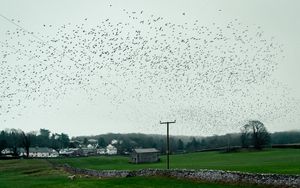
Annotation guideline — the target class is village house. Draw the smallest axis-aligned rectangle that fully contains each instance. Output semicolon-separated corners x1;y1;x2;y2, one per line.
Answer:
1;148;13;155
82;147;97;156
19;147;59;158
88;139;98;144
59;148;83;157
106;144;117;155
97;148;106;155
130;148;160;163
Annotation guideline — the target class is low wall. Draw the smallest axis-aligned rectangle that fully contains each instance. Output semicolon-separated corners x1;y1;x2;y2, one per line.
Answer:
59;164;300;188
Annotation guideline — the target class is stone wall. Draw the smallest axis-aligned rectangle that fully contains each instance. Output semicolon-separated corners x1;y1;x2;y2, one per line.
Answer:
59;164;300;188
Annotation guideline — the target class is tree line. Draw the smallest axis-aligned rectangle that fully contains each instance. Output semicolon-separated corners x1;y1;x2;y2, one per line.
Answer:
0;128;70;157
1;121;300;157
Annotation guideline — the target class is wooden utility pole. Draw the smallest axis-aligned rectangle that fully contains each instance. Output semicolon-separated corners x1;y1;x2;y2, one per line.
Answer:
160;120;176;169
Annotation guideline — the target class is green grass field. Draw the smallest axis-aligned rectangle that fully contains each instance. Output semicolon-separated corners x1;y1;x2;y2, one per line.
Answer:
0;159;267;188
51;149;300;174
1;149;299;187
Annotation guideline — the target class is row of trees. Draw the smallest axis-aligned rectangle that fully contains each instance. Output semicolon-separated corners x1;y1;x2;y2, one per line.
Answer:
76;120;267;154
77;121;293;153
0;129;70;157
1;121;299;156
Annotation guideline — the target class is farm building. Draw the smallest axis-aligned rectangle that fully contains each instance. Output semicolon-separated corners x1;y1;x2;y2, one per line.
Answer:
19;147;59;158
82;148;97;156
97;148;106;155
59;148;83;157
130;148;160;164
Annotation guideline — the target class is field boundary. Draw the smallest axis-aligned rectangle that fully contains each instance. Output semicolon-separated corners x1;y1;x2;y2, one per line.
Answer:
55;163;300;188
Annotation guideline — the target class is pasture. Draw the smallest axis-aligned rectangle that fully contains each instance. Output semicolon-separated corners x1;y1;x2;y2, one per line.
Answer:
51;149;300;174
0;159;268;188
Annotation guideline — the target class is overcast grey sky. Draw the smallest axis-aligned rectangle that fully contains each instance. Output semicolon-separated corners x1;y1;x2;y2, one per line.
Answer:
0;0;299;136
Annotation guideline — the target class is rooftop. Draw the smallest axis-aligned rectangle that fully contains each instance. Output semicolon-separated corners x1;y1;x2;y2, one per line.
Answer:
133;148;160;154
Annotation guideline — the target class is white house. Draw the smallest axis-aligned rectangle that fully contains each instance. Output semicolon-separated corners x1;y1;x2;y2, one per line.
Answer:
106;144;117;155
97;148;106;155
111;139;118;145
1;148;12;155
87;144;93;149
59;148;83;156
19;147;59;158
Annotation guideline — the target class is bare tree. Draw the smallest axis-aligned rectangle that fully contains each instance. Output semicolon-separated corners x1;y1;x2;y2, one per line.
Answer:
241;127;251;148
241;120;270;149
21;131;31;158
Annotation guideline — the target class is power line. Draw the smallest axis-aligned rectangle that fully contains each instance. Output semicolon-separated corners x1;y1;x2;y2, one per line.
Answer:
0;14;45;43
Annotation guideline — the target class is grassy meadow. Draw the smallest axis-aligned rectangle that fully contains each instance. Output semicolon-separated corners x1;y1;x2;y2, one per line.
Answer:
1;149;299;187
51;149;300;174
0;159;269;188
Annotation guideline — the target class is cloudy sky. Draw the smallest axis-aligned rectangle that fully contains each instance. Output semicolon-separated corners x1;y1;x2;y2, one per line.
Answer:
0;0;299;136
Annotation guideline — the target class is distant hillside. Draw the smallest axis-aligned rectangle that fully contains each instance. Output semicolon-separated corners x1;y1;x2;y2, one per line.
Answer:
72;130;300;153
1;128;300;156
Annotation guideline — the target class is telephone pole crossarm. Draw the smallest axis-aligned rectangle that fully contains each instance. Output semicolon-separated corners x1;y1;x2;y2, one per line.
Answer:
159;120;176;124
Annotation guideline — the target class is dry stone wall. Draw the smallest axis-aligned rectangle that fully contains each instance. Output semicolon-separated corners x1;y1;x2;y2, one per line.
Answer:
59;164;300;188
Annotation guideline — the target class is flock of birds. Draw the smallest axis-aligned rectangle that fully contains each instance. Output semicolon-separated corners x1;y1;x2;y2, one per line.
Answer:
0;6;298;135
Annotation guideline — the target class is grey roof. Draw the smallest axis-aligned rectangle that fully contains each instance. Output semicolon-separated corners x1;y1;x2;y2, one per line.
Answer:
18;147;57;153
133;148;159;153
29;147;56;153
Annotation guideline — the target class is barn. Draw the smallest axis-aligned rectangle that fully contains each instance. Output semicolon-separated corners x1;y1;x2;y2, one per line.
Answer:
130;148;160;164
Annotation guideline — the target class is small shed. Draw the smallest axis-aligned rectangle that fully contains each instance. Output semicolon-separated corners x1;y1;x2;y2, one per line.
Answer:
130;148;160;164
